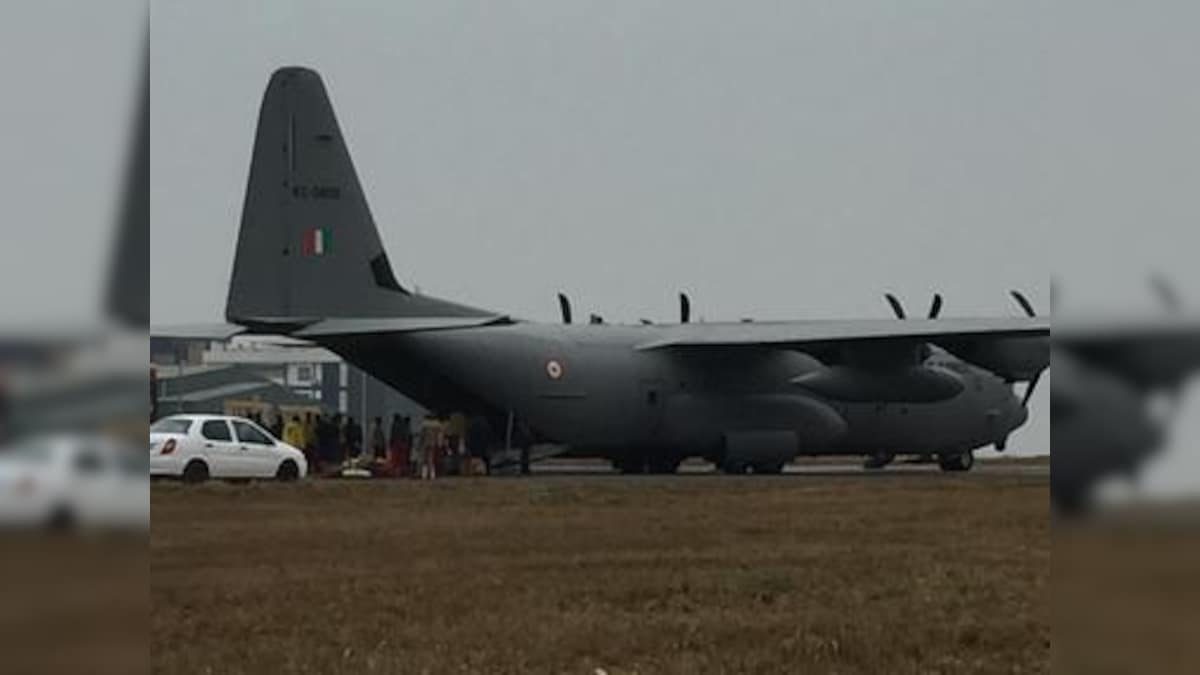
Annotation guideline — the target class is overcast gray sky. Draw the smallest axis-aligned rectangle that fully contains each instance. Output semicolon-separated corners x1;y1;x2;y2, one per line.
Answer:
147;1;1200;464
0;2;141;323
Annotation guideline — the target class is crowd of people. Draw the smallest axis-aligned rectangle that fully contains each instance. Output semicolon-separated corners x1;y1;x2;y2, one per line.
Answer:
255;409;491;480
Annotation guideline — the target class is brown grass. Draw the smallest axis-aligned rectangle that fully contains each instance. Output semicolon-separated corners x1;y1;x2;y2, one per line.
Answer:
1054;510;1200;675
152;474;1048;674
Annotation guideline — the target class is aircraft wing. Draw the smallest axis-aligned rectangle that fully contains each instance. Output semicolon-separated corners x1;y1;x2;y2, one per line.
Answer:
636;316;1049;351
1053;317;1200;347
1052;317;1200;390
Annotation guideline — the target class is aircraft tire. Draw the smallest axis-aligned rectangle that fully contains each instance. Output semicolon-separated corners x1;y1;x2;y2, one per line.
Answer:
938;450;974;473
751;461;784;475
721;460;749;475
863;451;894;470
647;457;680;474
1051;483;1090;516
616;457;646;474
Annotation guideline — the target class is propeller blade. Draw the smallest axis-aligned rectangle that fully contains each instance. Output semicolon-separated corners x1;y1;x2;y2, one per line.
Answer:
679;292;691;324
1151;274;1181;313
589;313;604;325
1022;370;1043;407
884;293;907;320
639;318;653;325
557;292;572;325
1009;290;1036;318
927;293;943;319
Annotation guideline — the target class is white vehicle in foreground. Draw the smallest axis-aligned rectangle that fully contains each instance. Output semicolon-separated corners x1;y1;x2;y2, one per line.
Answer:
150;414;307;483
0;435;150;530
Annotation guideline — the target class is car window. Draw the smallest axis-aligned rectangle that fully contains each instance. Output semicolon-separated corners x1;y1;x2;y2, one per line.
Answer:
201;420;233;442
150;418;193;434
233;421;274;445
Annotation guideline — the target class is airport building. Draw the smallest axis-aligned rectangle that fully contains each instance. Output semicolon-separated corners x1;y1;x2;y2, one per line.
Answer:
150;336;423;423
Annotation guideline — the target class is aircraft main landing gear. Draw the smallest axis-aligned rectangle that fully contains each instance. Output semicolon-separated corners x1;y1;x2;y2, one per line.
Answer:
938;449;975;472
647;457;681;474
615;455;681;474
863;451;895;470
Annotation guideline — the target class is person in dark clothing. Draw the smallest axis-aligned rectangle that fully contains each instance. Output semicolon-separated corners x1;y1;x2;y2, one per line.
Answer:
385;413;407;477
387;414;410;476
370;416;386;459
330;413;344;462
316;414;337;468
466;416;493;475
345;416;363;459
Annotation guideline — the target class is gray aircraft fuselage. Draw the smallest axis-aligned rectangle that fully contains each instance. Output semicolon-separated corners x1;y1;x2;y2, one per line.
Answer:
321;320;1028;467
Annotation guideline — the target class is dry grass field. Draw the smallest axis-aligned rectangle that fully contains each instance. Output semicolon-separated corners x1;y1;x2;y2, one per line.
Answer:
152;472;1048;674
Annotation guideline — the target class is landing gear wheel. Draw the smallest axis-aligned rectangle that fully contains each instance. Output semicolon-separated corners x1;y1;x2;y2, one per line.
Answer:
647;457;681;474
721;460;749;475
938;450;975;473
863;452;895;470
751;461;784;475
182;460;210;484
1052;483;1090;516
616;457;646;474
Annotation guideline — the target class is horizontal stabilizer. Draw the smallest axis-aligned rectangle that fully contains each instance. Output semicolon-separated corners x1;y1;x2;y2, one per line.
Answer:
150;323;247;341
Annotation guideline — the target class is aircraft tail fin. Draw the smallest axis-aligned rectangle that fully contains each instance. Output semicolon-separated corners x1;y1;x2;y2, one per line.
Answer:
107;42;148;328
226;67;488;325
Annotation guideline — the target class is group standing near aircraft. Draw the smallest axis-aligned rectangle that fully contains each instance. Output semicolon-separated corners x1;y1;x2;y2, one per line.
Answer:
157;67;1051;478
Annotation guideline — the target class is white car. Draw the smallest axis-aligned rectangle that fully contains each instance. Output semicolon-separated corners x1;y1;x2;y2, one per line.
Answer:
0;434;150;530
149;414;308;482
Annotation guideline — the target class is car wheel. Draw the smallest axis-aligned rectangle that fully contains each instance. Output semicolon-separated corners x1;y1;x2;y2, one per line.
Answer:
182;459;210;484
276;459;300;482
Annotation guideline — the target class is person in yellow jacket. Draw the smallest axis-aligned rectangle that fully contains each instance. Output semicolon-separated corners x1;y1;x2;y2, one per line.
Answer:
283;415;306;449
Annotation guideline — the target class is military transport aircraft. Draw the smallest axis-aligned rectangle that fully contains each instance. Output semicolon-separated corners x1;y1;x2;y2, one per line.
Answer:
156;67;1050;475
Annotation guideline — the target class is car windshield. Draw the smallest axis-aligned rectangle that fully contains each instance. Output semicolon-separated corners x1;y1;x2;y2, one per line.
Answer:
151;418;193;434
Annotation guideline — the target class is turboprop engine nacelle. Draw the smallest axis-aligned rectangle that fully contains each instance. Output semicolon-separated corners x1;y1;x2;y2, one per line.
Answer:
790;365;964;403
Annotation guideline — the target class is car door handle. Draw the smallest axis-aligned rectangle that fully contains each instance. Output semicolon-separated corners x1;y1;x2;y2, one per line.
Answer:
205;443;214;448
